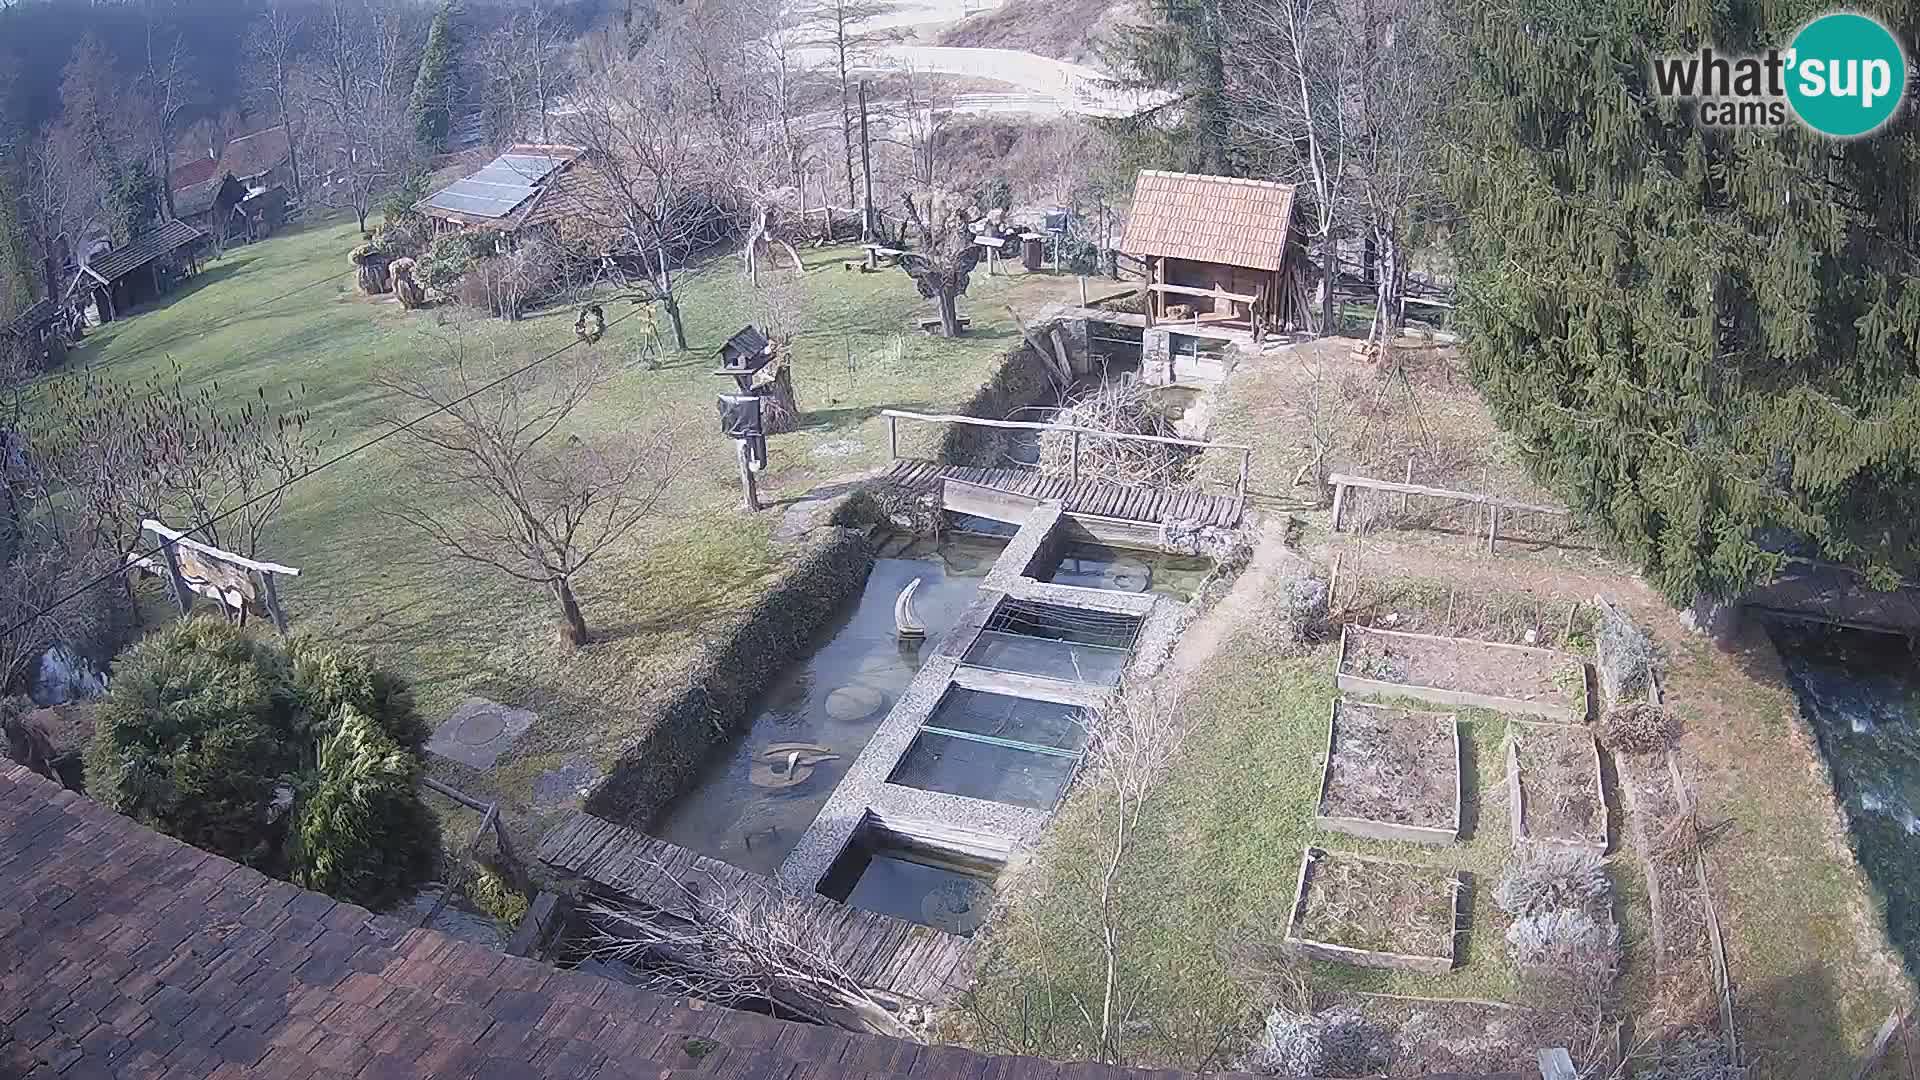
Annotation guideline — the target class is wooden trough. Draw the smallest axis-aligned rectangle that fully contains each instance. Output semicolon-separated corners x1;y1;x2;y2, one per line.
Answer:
1284;847;1461;975
1507;720;1609;852
1314;699;1461;846
1335;624;1589;722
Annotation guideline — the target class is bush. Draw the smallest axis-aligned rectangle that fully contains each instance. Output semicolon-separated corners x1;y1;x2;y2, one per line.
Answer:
286;706;438;907
1492;846;1610;918
86;618;434;904
419;231;496;292
1600;701;1678;755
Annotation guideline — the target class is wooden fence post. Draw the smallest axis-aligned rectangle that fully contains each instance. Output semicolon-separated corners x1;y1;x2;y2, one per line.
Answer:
737;440;761;512
260;572;290;636
1238;448;1251;501
1069;431;1081;488
887;414;899;460
1330;482;1348;532
1402;455;1413;514
1487;505;1500;554
158;539;193;615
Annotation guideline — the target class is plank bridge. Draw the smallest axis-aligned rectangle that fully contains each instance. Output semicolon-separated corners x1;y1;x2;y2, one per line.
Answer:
881;409;1250;530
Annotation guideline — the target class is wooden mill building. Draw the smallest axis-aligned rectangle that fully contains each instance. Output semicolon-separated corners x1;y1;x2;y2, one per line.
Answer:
1118;170;1311;338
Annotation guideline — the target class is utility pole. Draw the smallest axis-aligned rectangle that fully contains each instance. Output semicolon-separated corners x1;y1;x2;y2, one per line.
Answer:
858;79;875;242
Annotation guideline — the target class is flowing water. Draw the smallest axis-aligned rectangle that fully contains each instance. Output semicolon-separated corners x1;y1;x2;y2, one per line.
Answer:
649;532;1007;876
1044;541;1213;601
1766;619;1920;973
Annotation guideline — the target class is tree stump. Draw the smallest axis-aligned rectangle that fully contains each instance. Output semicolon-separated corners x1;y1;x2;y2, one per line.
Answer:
753;361;800;435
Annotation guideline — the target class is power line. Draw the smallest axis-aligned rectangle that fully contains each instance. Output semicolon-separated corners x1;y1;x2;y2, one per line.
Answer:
1;301;651;644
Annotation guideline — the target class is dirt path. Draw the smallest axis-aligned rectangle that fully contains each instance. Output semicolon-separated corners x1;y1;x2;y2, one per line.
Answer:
1165;514;1309;679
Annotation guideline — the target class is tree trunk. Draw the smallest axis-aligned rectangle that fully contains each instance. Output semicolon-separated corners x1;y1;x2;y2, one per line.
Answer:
1321;230;1338;338
664;295;688;351
937;291;961;338
756;364;799;434
1373;231;1403;345
552;578;589;646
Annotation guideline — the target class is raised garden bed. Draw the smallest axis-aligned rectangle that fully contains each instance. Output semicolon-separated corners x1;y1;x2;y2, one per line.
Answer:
1337;625;1589;722
1315;699;1461;845
1506;720;1608;851
1284;847;1462;975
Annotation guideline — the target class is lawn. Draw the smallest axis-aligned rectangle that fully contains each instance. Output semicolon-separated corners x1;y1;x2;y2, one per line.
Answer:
62;214;1084;860
952;613;1630;1072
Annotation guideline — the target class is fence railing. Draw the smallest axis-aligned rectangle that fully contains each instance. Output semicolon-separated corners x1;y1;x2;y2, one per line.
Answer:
882;408;1253;500
1325;471;1569;553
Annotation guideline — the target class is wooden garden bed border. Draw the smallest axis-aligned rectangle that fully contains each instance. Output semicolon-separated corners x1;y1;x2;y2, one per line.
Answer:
1314;698;1462;846
1283;846;1461;976
1506;718;1609;852
1335;624;1589;722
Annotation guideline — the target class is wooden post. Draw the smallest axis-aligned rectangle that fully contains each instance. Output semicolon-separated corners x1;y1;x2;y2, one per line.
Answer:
1330;482;1347;532
858;80;875;240
260;572;290;636
736;439;761;512
1069;431;1081;488
1078;275;1088;306
158;539;193;615
1401;454;1413;514
1238;448;1251;500
1538;1049;1577;1080
887;414;899;460
1488;504;1500;554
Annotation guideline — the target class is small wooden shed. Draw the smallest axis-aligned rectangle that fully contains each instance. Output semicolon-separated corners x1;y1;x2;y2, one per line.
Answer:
1118;170;1311;336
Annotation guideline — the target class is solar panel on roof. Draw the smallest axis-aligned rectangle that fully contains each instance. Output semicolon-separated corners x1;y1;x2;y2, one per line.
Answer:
420;149;571;222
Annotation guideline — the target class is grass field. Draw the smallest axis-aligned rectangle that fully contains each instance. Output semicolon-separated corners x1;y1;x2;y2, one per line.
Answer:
65;214;1084;856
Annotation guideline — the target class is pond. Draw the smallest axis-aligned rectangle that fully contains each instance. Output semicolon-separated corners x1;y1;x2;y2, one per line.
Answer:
1767;618;1920;976
818;833;1001;936
1042;541;1213;602
648;532;1007;876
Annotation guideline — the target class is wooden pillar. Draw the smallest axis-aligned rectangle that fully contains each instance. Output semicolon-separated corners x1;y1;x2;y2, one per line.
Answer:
736;439;761;512
158;539;192;615
887;414;899;460
1330;483;1347;532
261;572;290;636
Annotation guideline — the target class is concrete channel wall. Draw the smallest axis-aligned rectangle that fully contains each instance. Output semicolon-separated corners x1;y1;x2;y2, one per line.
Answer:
776;501;1182;892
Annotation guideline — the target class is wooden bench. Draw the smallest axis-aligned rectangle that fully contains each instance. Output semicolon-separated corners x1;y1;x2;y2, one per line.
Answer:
915;316;972;333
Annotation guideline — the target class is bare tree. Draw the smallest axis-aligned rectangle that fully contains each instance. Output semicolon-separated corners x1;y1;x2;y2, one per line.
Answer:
559;29;728;351
1226;0;1348;335
21;128;103;302
376;337;682;647
305;0;418;234
136;18;199;221
796;0;903;232
897;189;981;338
247;0;309;195
880;60;956;191
482;0;568;144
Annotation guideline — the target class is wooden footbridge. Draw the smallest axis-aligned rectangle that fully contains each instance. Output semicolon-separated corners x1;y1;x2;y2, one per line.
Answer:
881;409;1250;530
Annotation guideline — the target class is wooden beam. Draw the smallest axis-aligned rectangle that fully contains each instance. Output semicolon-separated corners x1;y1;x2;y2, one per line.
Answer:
1145;282;1260;304
1322;474;1566;516
880;408;1250;452
141;519;302;576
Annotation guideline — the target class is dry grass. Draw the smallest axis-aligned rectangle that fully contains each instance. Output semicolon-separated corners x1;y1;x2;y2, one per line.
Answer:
1294;851;1459;960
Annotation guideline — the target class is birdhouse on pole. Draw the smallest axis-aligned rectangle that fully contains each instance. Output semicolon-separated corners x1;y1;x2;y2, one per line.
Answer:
713;325;774;393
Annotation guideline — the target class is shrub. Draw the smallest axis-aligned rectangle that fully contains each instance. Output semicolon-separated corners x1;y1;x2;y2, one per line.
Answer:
286;706;438;907
86;617;434;902
419;231;495;292
1492;847;1610;918
1594;599;1655;706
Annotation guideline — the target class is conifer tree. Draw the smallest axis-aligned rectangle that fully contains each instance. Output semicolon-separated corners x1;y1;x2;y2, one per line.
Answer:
0;165;33;322
411;3;461;153
1449;0;1920;603
1099;0;1238;174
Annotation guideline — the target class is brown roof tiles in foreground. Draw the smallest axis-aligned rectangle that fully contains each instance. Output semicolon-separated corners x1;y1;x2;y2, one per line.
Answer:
0;764;1523;1080
1117;170;1297;272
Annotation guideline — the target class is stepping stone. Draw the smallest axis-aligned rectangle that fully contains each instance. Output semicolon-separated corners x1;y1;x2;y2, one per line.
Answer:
427;698;537;771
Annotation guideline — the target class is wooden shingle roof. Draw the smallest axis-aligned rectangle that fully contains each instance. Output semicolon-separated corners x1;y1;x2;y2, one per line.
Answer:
1118;170;1297;272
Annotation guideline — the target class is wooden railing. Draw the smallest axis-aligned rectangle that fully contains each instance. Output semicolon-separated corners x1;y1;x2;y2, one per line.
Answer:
1325;472;1568;553
882;408;1253;500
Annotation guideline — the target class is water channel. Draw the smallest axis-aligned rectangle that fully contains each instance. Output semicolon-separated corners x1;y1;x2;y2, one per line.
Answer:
1766;618;1920;974
650;532;1006;876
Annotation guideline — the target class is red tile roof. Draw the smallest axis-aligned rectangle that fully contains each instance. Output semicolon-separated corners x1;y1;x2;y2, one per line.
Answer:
1118;171;1297;272
170;156;220;192
219;125;292;182
2;764;1292;1080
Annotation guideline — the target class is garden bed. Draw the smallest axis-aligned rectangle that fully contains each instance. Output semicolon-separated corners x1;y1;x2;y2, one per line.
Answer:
1337;625;1588;721
1506;720;1608;851
1284;847;1462;975
1315;699;1460;845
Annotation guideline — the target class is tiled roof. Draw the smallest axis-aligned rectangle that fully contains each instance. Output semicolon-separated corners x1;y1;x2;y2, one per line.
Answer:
218;126;293;182
170;157;221;192
3;298;56;337
73;220;207;288
175;178;225;220
4;764;1293;1080
1118;171;1297;272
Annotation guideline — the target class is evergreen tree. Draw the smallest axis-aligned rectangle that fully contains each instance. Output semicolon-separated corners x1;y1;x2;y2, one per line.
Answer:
1098;0;1239;174
411;3;461;153
106;159;160;243
0;167;33;322
1449;0;1920;603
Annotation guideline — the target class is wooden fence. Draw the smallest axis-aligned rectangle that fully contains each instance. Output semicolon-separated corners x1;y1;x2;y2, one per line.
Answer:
1325;472;1570;553
882;407;1254;500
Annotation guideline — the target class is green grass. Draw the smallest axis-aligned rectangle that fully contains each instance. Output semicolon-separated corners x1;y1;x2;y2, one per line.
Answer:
66;214;1084;865
956;627;1577;1070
